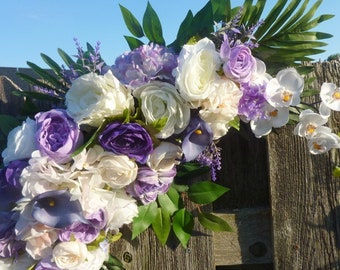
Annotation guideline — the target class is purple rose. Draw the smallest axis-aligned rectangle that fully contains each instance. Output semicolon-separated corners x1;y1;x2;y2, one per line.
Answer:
99;122;153;164
111;43;178;88
127;166;175;204
220;38;256;83
35;109;83;164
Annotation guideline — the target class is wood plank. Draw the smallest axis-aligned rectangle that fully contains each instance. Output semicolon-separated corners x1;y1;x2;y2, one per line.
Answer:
110;204;215;270
268;60;340;269
213;208;272;266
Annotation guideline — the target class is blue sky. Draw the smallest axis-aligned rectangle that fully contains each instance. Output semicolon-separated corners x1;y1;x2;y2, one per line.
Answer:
1;0;339;68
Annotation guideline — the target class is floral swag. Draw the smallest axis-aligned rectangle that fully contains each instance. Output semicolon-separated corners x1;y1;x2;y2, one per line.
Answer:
0;1;338;269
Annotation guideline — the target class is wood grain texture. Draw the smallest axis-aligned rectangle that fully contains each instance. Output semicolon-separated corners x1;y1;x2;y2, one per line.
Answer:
268;61;340;269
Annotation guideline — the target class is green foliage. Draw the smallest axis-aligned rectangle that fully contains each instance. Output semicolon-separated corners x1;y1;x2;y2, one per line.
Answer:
198;212;233;231
188;181;229;204
132;202;158;239
327;53;340;61
101;255;126;270
172;209;194;248
151;208;171;245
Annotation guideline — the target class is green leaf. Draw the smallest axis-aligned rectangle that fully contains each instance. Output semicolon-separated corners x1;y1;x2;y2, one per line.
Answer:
150;116;167;132
119;4;144;38
26;61;65;90
172;209;194;248
229;117;240;131
0;115;21;135
189;1;214;38
151;208;171;245
40;53;63;77
102;254;126;270
175;162;210;179
58;48;77;68
211;0;231;22
124;36;144;50
157;192;178;215
12;89;62;102
142;2;165;45
333;166;340;178
132;201;158;239
168;10;193;52
188;181;229;204
198;212;233;232
15;72;56;92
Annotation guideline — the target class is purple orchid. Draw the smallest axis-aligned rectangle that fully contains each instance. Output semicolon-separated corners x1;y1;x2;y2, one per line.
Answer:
31;190;88;229
182;115;213;162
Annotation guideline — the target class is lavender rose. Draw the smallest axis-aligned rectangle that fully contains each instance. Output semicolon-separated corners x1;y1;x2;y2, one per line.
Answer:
98;122;153;164
35;109;83;164
221;38;256;83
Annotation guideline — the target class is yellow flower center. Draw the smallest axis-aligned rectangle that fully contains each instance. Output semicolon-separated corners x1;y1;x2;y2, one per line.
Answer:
282;90;293;103
49;200;55;207
313;142;322;150
333;91;340;100
195;129;203;135
306;124;316;135
269;110;278;117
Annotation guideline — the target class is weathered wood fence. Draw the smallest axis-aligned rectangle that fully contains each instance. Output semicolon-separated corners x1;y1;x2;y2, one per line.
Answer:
1;61;340;270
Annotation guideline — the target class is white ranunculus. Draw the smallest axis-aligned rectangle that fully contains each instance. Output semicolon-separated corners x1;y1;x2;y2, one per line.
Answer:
308;126;340;154
147;142;182;171
24;224;59;260
173;37;222;108
265;68;304;108
1;117;37;166
97;151;138;189
52;240;88;270
293;109;328;139
250;104;289;138
74;246;109;270
199;78;242;139
65;70;134;127
134;81;190;138
320;82;340;111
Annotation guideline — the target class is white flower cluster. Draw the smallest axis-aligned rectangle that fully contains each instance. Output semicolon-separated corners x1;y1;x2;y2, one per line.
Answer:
294;82;340;154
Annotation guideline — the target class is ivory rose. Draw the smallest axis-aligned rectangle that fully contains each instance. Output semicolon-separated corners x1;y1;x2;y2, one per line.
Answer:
52;240;88;269
2;118;37;166
133;81;191;138
173;37;222;108
65;70;134;127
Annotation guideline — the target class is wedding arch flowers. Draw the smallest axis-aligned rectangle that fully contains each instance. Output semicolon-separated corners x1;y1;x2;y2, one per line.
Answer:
0;0;337;269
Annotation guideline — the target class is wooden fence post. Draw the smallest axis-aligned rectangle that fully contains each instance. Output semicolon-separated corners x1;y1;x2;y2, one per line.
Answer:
268;60;340;269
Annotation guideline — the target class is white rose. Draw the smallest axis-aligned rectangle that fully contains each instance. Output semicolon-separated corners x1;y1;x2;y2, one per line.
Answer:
24;224;59;260
199;78;242;139
65;70;134;127
2;117;37;166
173;37;222;108
52;240;88;270
147;142;182;171
134;81;190;138
97;152;138;189
73;246;109;270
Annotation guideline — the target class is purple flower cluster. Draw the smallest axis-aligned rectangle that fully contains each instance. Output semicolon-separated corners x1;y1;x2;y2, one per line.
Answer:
238;83;268;121
127;166;176;205
111;43;178;88
195;143;222;181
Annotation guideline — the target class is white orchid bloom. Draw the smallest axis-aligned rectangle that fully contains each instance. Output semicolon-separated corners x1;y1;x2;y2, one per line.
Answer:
307;126;340;154
294;109;328;139
250;104;289;138
320;82;340;111
265;68;304;107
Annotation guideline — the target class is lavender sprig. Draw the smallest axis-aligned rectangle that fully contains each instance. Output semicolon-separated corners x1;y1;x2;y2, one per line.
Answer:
195;142;222;181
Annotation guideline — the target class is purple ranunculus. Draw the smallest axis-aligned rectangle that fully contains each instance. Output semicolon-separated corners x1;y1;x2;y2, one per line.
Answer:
111;43;178;88
0;159;28;209
31;190;89;229
182;115;213;162
59;209;106;244
220;37;256;83
127;166;175;204
35;109;83;164
238;82;268;121
0;211;25;258
99;122;153;164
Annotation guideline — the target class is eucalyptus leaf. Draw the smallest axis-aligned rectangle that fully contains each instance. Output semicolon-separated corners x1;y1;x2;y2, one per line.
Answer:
198;212;233;232
188;181;229;204
132;201;158;239
151;208;171;245
172;209;194;248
